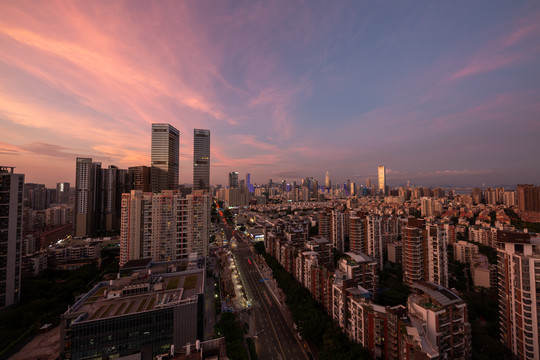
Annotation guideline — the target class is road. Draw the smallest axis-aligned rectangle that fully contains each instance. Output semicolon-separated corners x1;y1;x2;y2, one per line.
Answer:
232;241;307;360
215;202;307;359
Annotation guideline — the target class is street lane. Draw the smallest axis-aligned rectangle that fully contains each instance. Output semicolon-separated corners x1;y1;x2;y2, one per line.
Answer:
233;242;307;360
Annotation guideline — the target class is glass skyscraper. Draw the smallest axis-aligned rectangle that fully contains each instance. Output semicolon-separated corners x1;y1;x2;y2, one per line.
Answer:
193;129;210;191
151;124;179;193
378;165;386;195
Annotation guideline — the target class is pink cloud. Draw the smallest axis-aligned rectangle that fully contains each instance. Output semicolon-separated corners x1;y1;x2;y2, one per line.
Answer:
449;11;540;81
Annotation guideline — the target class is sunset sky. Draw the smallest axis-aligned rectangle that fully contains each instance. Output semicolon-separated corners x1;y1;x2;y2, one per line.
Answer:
1;1;539;187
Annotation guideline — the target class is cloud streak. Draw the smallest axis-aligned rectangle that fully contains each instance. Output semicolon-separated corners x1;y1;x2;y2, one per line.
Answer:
0;1;539;186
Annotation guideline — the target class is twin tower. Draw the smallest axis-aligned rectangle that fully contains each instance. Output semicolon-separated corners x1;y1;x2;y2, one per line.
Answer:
151;124;210;192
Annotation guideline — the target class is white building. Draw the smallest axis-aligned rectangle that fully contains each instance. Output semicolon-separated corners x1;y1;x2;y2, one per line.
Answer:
454;240;479;264
426;223;448;287
120;190;200;266
498;232;540;360
367;215;384;270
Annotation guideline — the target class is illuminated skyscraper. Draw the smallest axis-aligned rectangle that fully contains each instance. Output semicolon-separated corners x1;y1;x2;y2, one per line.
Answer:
378;165;386;195
151;123;179;193
193;129;210;191
246;173;254;193
0;166;24;308
325;171;331;189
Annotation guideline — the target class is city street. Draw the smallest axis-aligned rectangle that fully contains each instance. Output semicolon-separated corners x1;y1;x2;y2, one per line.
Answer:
232;241;308;360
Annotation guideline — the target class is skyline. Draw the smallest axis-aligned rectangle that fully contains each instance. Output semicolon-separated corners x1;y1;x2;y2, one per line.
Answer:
1;1;540;187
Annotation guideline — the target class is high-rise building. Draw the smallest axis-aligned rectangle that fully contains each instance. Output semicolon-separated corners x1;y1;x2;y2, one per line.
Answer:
151;123;179;193
187;190;210;257
75;158;128;237
75;158;100;238
102;165;128;232
318;209;332;240
228;172;239;189
193;129;210;191
128;166;151;192
407;282;472;359
517;184;540;212
378;166;386;195
402;217;425;286
498;231;540;360
56;182;70;204
426;223;448;287
120;190;188;267
246;173;254;193
420;197;433;217
325;171;331;189
349;213;367;253
0;166;24;308
331;210;345;252
367;214;384;270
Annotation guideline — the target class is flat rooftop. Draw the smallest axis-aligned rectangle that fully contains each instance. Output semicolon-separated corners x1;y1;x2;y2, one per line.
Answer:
68;260;205;323
411;282;463;308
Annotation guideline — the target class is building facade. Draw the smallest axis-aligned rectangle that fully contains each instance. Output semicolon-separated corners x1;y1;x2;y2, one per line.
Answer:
151;123;179;193
378;166;386;195
498;232;540;360
0;166;24;308
75;158;99;238
402;217;425;286
193;129;210;191
56;182;70;204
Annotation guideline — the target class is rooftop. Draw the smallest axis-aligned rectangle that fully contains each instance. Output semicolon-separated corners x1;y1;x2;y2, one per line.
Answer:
67;259;205;323
410;282;463;308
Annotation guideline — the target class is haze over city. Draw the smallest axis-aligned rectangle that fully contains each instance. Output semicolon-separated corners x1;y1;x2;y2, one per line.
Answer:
1;1;540;187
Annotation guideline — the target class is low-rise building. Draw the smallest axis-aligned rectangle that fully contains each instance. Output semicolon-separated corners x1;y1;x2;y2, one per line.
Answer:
60;257;206;360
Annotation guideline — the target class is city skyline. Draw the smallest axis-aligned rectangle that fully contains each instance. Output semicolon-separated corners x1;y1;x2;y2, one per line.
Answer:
1;1;540;187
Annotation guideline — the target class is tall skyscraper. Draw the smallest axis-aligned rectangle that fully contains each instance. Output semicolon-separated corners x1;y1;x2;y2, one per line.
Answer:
378;165;386;195
325;171;331;189
246;173;254;193
56;182;70;204
498;231;540;360
193;129;210;191
0;166;24;308
75;158;99;238
151;123;179;193
228;172;239;188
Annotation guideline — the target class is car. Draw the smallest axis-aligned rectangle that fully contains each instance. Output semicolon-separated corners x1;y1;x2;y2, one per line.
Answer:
297;332;302;340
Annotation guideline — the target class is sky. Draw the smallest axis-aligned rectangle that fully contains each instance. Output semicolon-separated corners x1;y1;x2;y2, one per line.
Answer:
1;1;539;188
